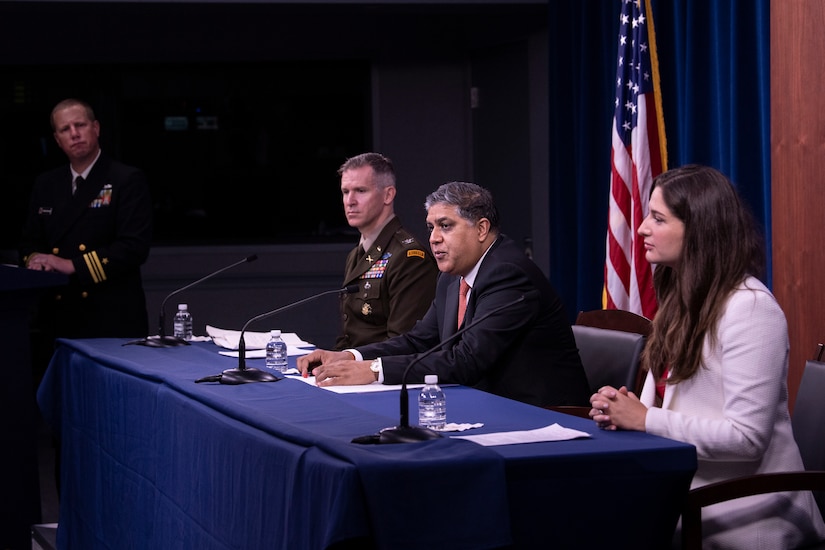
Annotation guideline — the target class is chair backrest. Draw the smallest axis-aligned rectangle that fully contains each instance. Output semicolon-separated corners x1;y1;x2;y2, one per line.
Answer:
573;309;652;394
792;359;825;516
793;360;825;471
571;325;646;393
575;309;652;337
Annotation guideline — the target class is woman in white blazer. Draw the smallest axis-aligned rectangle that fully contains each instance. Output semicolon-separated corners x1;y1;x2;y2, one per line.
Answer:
590;165;825;549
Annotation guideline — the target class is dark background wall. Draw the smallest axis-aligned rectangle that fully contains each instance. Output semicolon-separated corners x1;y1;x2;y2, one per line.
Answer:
0;1;550;348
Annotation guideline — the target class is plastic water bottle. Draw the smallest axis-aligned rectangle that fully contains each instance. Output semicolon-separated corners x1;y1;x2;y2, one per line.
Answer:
173;303;193;340
418;374;446;430
265;329;288;373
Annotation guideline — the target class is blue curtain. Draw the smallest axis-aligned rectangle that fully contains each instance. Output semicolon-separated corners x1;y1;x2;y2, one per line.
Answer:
547;0;771;318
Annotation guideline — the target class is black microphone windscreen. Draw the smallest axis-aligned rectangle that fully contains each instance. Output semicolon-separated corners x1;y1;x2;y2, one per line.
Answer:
130;253;258;347
343;284;360;294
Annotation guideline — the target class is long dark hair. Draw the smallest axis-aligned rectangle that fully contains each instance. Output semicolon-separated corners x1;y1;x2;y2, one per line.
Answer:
642;165;764;383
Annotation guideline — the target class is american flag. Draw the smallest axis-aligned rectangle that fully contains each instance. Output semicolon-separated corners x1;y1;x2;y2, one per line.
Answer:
604;0;666;318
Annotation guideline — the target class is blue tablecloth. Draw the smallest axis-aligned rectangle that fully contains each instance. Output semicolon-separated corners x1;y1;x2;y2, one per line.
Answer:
38;339;696;549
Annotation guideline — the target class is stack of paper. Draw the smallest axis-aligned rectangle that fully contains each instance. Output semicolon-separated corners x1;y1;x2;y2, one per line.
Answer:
206;325;314;352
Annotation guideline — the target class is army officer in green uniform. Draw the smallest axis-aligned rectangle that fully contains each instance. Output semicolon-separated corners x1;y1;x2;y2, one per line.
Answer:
334;153;438;350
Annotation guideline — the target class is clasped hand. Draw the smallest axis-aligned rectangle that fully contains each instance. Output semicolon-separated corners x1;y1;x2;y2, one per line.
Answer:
589;385;648;432
26;253;75;275
296;349;375;386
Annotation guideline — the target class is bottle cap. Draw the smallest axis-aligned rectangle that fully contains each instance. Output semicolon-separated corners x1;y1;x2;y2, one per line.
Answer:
270;329;281;337
424;374;438;385
178;304;188;311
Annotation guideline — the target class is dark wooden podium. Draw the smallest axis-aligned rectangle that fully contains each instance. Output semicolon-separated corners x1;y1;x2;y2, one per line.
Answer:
0;265;67;550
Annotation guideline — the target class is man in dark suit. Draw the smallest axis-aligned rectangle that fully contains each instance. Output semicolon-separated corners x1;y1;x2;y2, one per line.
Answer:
335;153;438;349
20;98;152;339
299;181;589;407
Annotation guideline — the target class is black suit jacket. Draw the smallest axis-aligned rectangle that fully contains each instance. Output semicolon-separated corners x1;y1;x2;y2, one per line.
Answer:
20;152;152;338
356;235;589;407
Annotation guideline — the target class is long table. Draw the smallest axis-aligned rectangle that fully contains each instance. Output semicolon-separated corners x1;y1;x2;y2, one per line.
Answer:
37;339;696;549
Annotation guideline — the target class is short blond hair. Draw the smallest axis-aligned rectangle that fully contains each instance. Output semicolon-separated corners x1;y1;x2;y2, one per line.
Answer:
50;98;96;131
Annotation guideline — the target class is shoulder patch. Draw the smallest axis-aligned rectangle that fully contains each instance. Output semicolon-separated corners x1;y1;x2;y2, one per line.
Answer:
394;227;421;248
407;249;425;259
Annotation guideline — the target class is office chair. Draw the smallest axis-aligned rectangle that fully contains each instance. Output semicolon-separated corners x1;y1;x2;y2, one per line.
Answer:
681;359;825;549
546;309;651;418
574;309;653;339
575;308;652;395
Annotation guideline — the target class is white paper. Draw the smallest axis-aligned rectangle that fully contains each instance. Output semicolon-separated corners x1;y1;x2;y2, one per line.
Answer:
439;423;484;432
218;347;314;359
450;423;591;446
206;325;314;350
285;375;425;393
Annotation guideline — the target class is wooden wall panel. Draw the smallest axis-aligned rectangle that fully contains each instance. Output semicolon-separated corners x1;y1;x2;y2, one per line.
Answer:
771;0;825;410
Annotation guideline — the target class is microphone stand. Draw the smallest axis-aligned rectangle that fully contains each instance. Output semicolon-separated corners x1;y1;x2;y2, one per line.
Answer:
354;294;527;444
126;254;258;348
200;285;359;385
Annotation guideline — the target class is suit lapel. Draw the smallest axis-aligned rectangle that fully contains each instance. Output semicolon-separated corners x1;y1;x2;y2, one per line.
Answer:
343;218;399;285
343;244;379;284
463;287;475;326
342;247;363;285
74;169;106;207
450;236;502;333
50;157;108;245
443;278;460;339
48;173;85;245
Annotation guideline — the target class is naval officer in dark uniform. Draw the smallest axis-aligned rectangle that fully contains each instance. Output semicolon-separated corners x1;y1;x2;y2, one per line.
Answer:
20;98;152;339
334;153;438;350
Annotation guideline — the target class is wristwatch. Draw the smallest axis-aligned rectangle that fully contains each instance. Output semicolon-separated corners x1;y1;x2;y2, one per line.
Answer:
369;358;382;372
369;358;382;380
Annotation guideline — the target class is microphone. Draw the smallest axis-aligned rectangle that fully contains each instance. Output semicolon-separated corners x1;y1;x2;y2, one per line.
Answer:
126;254;258;347
199;284;359;385
353;292;529;444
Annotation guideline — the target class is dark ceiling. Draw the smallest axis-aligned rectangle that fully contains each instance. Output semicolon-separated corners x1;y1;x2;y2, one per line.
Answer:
1;2;548;64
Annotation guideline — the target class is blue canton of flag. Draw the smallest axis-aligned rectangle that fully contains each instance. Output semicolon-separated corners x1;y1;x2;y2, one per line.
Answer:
615;0;654;148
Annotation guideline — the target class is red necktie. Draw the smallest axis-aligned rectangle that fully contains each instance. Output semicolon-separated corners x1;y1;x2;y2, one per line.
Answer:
457;278;470;327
